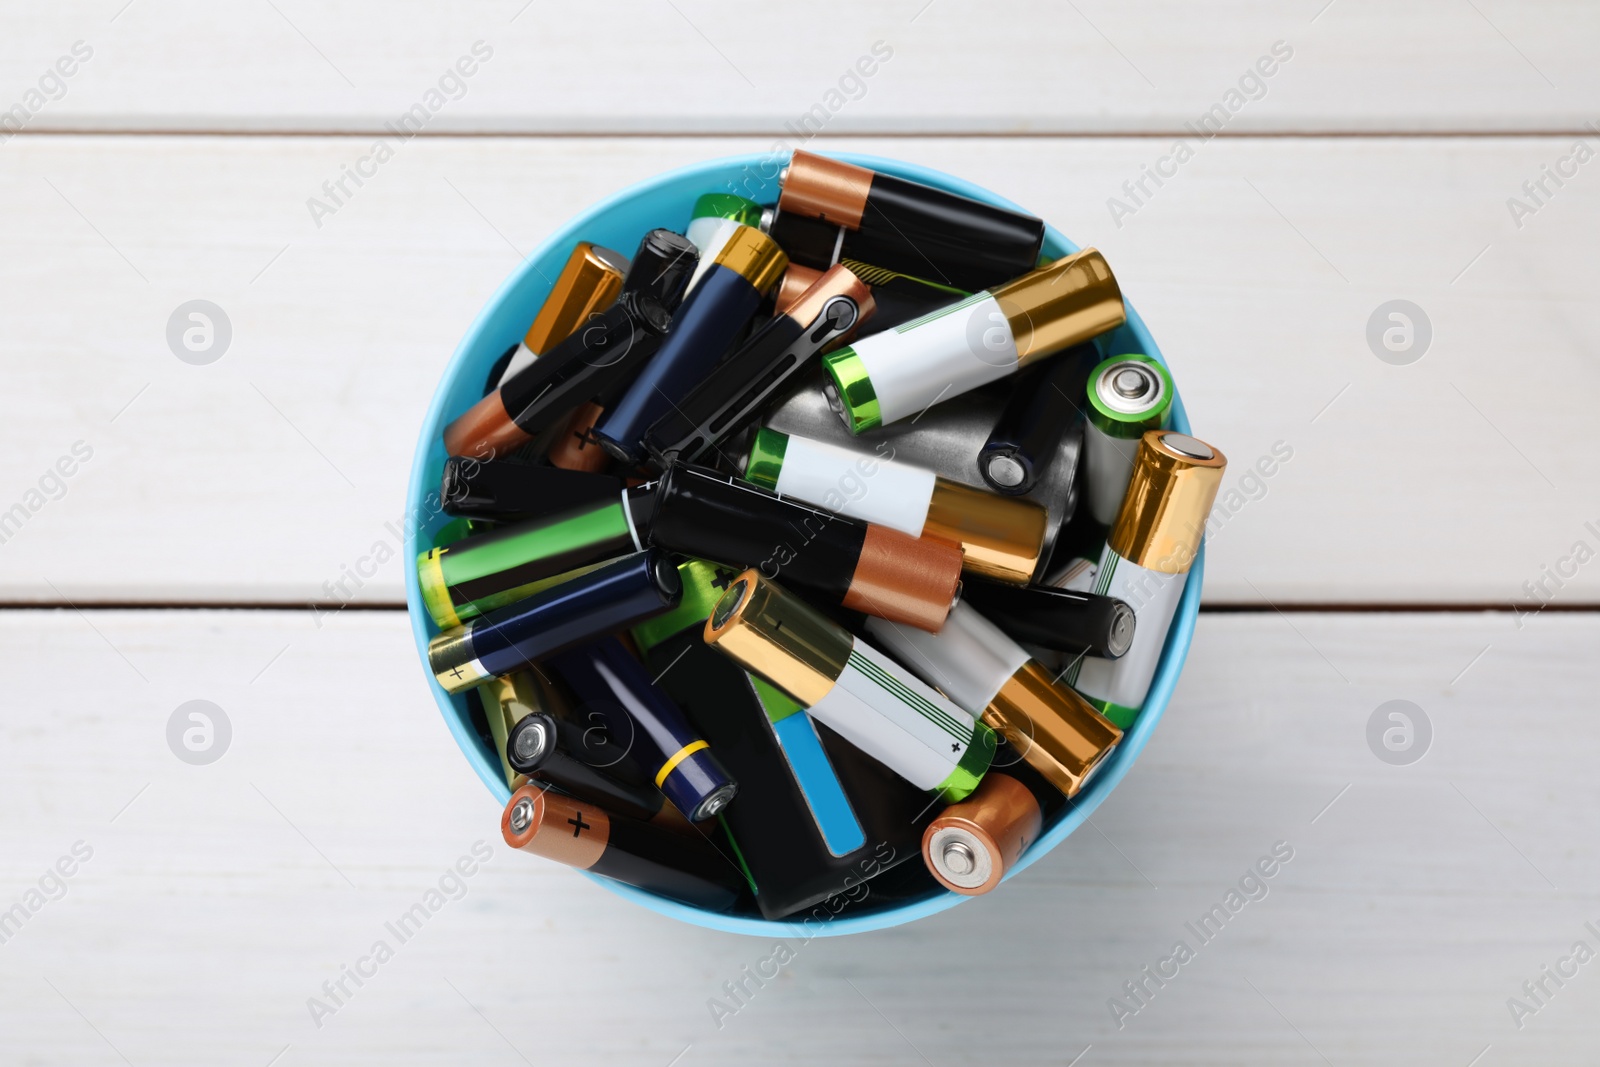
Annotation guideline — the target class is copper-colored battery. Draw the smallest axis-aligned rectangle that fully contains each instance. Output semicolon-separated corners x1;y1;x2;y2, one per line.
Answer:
922;773;1042;895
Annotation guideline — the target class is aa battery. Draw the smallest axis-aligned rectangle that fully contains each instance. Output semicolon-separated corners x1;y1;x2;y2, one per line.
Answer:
777;150;1046;292
417;484;657;628
494;241;630;387
821;249;1125;433
922;772;1044;895
479;670;546;790
439;457;622;524
649;462;961;632
505;711;669;825
1083;354;1175;526
866;600;1121;798
958;579;1136;660
762;373;1082;568
684;193;763;292
744;427;1048;585
620;227;699;310
979;343;1097;496
591;226;787;464
704;569;995;801
501;784;744;912
428;550;681;693
1067;432;1226;728
639;265;874;467
548;637;737;823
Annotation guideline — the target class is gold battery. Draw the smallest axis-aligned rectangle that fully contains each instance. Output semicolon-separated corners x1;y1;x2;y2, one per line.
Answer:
711;226;789;295
981;662;1122;798
923;478;1049;585
702;569;851;708
1109;431;1228;574
523;243;629;355
991;248;1125;367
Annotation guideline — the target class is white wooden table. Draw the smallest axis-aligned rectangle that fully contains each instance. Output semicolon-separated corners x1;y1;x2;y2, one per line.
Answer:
3;4;1598;1063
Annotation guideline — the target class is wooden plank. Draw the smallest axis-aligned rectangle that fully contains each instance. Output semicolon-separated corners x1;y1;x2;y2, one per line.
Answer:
1;134;1597;605
2;1;1598;134
0;609;1594;1063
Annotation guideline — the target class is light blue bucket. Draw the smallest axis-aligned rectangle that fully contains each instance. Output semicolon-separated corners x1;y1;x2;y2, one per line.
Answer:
405;152;1202;936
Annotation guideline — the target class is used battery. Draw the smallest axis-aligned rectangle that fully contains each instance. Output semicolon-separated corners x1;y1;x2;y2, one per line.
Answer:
1066;432;1226;728
428;550;681;693
501;784;745;911
979;343;1097;496
493;241;630;388
439;457;622;525
744;427;1048;585
684;193;764;292
548;636;737;824
505;711;672;825
774;260;967;336
867;600;1122;798
822;249;1125;433
922;772;1043;896
649;462;961;632
704;568;996;801
1083;354;1175;526
958;579;1136;660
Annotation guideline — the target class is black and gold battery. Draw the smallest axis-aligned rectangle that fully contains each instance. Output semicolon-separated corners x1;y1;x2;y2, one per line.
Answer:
867;600;1123;798
959;579;1136;661
439;457;622;525
639;264;875;467
492;241;630;388
922;772;1043;895
649;462;962;632
705;569;996;801
548;637;737;823
590;226;787;464
501;783;745;912
418;482;657;628
777;150;1046;292
428;550;681;694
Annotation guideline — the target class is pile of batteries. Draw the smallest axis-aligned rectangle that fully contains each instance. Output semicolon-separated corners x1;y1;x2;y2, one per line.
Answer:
421;151;1227;920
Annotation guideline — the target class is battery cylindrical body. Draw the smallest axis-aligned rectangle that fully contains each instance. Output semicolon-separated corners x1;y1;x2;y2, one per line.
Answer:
1068;432;1226;727
822;250;1124;433
505;711;667;824
775;261;966;338
427;550;681;693
592;227;787;463
1083;354;1175;526
778;150;1045;293
439;457;622;525
867;600;1123;798
501;784;744;911
959;579;1136;660
763;374;1081;568
705;569;995;801
548;637;737;823
495;241;630;387
417;485;655;628
980;344;1097;496
640;265;873;467
922;772;1043;895
745;428;1048;585
650;463;960;632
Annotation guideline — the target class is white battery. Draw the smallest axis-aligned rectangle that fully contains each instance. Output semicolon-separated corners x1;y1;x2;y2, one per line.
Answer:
851;292;1020;426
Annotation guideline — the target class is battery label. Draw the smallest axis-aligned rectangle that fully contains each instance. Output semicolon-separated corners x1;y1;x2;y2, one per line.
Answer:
1066;544;1187;729
809;640;979;793
855;292;1019;425
773;433;935;537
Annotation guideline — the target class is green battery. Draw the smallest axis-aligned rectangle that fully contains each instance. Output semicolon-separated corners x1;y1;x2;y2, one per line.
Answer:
417;486;654;629
1083;354;1174;526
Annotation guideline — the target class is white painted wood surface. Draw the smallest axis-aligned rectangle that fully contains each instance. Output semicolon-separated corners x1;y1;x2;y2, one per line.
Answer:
0;610;1594;1065
2;134;1597;606
4;1;1598;133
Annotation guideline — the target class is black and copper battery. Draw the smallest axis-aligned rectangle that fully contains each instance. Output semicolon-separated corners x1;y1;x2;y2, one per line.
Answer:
979;343;1097;496
704;569;996;801
867;600;1123;798
427;550;681;694
639;264;874;467
591;226;787;464
777;261;970;337
418;482;657;627
548;637;737;823
633;559;931;919
648;462;962;633
922;771;1044;895
439;457;622;525
502;783;745;911
958;579;1135;661
490;241;630;390
776;150;1046;292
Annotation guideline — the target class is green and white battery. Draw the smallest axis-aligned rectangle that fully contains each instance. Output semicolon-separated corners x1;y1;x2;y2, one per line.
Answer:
1083;354;1174;526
